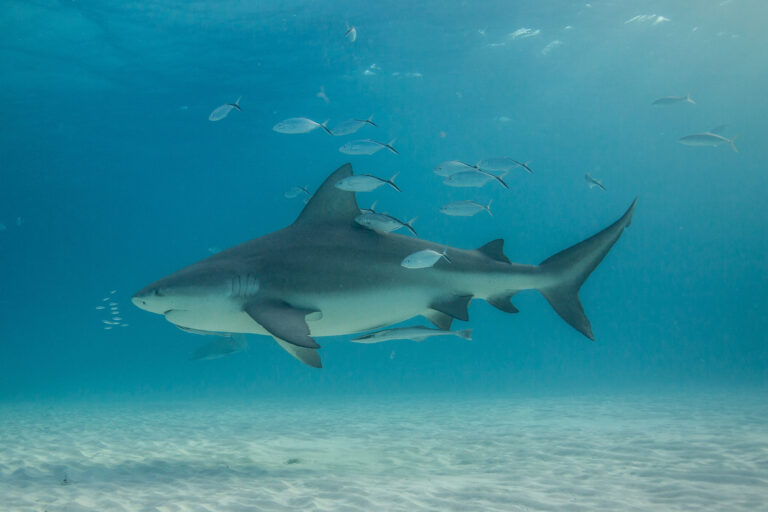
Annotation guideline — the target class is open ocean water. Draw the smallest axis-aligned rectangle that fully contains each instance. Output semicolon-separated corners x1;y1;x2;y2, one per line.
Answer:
1;1;767;511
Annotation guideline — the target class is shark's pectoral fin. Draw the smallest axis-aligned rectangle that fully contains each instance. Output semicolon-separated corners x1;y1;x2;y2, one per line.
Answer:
272;337;322;368
423;310;453;330
430;295;472;321
244;299;321;349
487;293;520;314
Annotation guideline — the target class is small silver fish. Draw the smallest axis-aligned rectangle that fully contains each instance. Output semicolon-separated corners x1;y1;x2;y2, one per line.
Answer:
339;139;398;155
678;132;738;152
285;185;311;199
352;326;472;343
585;173;606;191
433;160;477;177
331;116;376;136
355;212;417;235
273;117;332;135
316;86;330;104
443;169;508;189
652;94;695;105
208;97;241;121
401;248;452;269
476;157;533;174
95;306;105;310
335;172;400;192
440;199;493;217
345;23;357;43
359;200;378;214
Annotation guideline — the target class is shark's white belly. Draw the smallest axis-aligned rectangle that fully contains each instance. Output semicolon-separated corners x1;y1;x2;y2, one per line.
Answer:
164;286;437;338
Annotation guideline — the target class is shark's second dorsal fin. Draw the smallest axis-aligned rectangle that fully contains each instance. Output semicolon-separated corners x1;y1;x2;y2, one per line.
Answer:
476;239;510;263
294;163;360;225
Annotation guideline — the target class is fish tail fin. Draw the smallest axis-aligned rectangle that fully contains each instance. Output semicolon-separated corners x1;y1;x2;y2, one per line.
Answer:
230;96;242;111
486;199;494;217
685;93;695;104
441;248;453;264
537;199;637;340
457;329;473;340
366;114;377;126
521;160;534;174
387;172;402;192
369;200;378;212
385;139;399;154
494;173;509;189
729;135;739;153
405;217;418;236
320;120;333;136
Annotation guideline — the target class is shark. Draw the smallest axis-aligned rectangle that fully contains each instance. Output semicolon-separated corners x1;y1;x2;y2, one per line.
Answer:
133;163;636;368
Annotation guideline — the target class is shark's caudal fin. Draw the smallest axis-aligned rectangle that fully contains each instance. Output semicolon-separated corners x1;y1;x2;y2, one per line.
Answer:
538;199;637;340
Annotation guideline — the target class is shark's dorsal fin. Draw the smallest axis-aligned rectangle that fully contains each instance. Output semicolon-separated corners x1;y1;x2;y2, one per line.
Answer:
476;239;510;263
294;163;360;225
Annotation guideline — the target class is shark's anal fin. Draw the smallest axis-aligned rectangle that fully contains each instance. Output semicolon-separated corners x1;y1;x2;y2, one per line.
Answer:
476;239;510;263
423;310;454;330
430;295;472;321
486;293;520;314
272;337;322;368
244;299;321;349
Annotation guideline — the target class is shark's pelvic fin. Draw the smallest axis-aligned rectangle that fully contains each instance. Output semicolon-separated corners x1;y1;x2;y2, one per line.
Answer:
244;299;321;348
293;163;360;225
476;239;510;263
273;337;322;368
423;310;454;330
538;198;637;340
486;293;520;314
430;294;473;321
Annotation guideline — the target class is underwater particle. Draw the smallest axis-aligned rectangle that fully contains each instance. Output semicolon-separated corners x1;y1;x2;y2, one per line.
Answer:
273;117;332;135
339;139;397;155
345;23;357;42
330;116;376;136
401;249;451;269
104;326;113;330
16;217;22;226
439;131;446;138
441;200;493;217
355;212;417;236
208;97;241;122
443;169;508;189
585;173;606;191
208;247;221;254
390;350;396;360
335;173;400;192
541;40;562;55
60;473;70;485
0;223;6;231
120;323;129;327
652;94;695;105
286;458;301;464
316;86;330;104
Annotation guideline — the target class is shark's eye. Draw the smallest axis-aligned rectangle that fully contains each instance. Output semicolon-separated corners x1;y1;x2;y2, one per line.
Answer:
154;289;165;297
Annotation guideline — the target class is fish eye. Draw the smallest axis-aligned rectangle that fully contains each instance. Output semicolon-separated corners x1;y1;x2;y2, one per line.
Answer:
154;289;164;297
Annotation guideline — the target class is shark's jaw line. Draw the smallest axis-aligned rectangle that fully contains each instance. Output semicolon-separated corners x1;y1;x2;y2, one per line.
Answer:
133;163;636;367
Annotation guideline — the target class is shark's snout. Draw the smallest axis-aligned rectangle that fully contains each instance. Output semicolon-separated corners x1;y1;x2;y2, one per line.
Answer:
132;286;166;314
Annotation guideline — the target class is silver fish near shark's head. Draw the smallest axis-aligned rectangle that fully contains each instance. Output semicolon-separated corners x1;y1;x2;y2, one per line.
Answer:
132;262;260;315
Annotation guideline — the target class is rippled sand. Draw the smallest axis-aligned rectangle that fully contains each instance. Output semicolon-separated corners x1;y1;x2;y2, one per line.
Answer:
1;393;766;511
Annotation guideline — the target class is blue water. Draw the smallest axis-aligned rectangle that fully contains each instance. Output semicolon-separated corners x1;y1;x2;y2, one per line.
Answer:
1;1;767;509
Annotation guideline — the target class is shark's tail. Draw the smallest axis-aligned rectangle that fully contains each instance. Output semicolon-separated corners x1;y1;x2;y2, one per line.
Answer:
537;199;637;340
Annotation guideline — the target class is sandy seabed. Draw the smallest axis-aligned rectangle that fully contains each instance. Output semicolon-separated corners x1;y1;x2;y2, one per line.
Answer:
0;392;766;511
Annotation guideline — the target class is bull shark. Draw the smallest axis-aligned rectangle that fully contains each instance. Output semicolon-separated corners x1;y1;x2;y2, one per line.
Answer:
133;163;636;368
